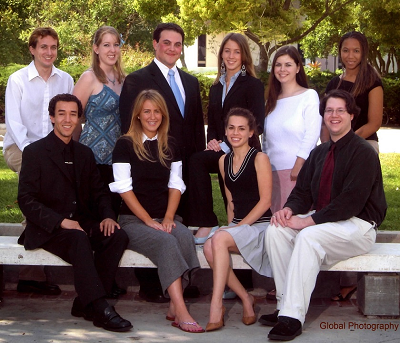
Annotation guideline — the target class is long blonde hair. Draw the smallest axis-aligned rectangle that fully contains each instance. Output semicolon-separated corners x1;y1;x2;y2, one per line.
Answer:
125;90;171;167
91;26;125;84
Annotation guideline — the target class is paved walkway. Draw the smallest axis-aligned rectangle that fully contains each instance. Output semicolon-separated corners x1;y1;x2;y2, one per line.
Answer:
0;288;399;343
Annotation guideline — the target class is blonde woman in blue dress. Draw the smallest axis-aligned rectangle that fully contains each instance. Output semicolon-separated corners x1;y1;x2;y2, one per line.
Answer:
73;26;125;217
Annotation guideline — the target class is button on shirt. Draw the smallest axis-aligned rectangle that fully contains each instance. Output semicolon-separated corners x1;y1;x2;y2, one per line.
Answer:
3;61;74;151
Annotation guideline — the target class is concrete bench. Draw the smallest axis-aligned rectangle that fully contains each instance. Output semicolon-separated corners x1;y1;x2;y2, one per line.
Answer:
0;235;399;316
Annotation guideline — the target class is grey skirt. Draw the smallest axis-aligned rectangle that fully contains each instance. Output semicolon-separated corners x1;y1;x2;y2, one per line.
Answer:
211;222;272;277
119;215;200;297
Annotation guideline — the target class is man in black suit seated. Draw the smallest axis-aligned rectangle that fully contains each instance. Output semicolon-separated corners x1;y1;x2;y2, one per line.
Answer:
17;93;132;332
119;23;205;303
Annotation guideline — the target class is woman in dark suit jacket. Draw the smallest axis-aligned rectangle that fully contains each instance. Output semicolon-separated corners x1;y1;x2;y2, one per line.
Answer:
187;33;265;243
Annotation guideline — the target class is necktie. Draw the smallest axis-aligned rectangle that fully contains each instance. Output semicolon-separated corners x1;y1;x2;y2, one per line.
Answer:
168;69;184;117
316;143;336;211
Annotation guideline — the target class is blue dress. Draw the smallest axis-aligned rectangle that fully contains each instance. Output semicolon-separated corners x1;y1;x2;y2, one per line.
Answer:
79;85;121;165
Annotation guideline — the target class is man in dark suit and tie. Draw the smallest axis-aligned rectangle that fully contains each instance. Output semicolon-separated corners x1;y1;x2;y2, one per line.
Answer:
18;94;132;332
119;23;205;303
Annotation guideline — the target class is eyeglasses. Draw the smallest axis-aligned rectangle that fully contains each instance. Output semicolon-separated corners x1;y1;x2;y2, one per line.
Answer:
324;108;347;115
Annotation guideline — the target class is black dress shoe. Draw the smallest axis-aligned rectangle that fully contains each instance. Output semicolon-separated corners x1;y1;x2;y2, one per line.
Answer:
138;289;169;303
106;283;127;299
17;280;61;295
93;305;132;332
268;316;302;341
259;310;279;326
71;297;94;321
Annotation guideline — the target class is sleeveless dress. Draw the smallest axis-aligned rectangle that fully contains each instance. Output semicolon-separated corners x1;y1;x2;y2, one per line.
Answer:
216;147;272;277
79;85;121;165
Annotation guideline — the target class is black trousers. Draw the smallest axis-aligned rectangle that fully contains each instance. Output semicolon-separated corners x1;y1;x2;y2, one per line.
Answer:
41;225;128;306
186;149;226;227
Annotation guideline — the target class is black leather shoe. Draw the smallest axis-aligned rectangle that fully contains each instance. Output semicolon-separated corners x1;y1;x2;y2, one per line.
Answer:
268;316;302;341
106;283;127;299
138;289;169;303
259;310;279;326
93;306;132;332
71;297;94;321
17;280;61;295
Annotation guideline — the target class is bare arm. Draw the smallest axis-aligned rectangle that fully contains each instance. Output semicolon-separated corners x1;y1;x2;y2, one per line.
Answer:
290;156;306;181
119;190;164;231
161;188;181;233
355;86;383;139
236;153;272;226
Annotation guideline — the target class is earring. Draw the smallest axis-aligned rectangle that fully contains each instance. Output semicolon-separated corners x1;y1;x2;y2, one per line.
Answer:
241;64;246;76
221;61;226;75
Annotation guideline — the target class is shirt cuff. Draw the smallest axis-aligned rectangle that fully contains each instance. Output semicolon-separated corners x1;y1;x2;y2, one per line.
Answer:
109;163;132;193
168;161;186;194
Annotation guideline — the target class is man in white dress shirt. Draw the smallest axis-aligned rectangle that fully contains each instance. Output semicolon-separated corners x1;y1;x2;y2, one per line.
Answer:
3;27;74;295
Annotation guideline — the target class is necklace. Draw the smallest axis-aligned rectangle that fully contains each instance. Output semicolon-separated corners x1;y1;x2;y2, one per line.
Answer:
107;75;116;86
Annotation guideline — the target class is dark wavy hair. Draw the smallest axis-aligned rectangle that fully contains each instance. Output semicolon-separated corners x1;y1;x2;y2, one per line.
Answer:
153;23;185;45
224;107;261;150
48;94;83;118
320;89;360;121
337;31;381;97
265;46;309;116
28;27;59;60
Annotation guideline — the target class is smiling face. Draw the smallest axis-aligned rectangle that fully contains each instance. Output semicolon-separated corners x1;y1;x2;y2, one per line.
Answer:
324;97;354;142
221;39;242;75
340;38;362;72
153;30;183;69
50;101;79;144
94;33;120;68
138;100;163;138
274;54;300;85
225;115;253;148
29;35;58;70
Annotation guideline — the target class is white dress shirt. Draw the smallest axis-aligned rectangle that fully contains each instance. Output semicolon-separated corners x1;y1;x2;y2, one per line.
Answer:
153;58;186;103
3;61;74;151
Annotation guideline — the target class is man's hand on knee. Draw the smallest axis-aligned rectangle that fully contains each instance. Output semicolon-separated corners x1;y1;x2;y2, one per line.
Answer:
61;219;85;232
100;218;120;236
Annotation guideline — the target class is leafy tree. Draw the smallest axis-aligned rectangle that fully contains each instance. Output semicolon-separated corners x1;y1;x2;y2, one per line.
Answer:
177;0;357;71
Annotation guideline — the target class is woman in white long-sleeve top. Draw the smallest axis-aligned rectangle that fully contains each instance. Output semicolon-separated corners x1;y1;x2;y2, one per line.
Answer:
263;46;322;214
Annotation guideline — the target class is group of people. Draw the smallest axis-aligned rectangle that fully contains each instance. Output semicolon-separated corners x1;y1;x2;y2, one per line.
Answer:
3;21;387;340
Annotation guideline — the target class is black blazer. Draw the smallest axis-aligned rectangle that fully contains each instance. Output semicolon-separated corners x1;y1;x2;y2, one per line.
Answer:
119;61;206;170
207;74;265;143
18;131;115;250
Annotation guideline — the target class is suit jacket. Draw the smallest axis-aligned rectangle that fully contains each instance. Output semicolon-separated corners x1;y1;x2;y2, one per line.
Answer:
18;131;115;250
119;60;206;174
207;74;265;143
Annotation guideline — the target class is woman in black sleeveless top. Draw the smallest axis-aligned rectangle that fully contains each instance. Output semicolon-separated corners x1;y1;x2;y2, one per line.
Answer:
203;107;273;332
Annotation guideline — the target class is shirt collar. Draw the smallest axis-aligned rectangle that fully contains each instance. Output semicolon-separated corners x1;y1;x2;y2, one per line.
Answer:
330;129;355;150
154;58;178;80
219;70;241;86
27;61;62;81
142;133;158;143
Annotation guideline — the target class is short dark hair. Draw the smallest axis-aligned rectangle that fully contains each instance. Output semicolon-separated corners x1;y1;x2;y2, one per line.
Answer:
28;27;59;59
48;94;83;118
224;107;261;150
153;23;185;45
320;89;360;120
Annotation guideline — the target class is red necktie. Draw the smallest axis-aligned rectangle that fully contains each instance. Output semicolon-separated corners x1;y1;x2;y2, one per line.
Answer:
316;143;336;211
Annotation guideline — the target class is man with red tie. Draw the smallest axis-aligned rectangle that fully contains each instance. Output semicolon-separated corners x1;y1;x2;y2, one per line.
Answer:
259;89;387;341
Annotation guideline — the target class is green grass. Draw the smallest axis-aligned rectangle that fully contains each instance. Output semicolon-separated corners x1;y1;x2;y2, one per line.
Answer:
0;149;23;223
1;149;399;230
378;153;400;230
